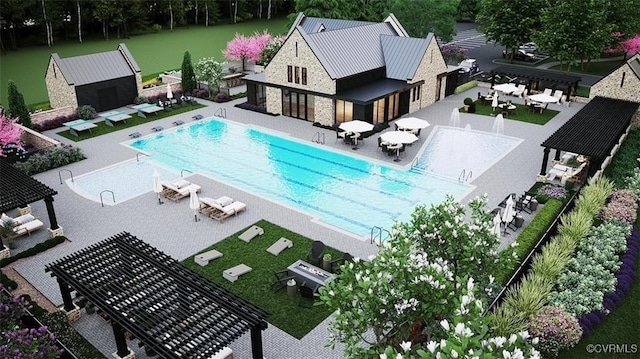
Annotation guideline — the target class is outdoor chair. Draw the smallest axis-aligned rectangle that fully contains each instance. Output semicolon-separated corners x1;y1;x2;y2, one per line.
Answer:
553;90;563;101
306;240;325;266
270;269;295;292
336;130;346;142
543;88;553;96
330;253;354;274
298;282;319;308
512;85;526;97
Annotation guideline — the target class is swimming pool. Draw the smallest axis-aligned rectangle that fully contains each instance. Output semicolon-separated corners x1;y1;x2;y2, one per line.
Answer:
69;119;520;238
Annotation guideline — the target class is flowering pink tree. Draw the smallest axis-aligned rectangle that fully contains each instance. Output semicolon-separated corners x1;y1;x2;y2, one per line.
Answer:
223;31;277;70
0;113;24;157
605;33;640;55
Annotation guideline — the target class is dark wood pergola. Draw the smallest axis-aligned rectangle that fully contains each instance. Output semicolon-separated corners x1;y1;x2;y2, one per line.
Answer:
489;65;582;100
0;160;60;230
540;96;640;176
46;232;269;359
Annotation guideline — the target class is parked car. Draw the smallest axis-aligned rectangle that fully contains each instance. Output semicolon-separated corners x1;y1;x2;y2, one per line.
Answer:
458;59;479;73
519;42;538;53
503;49;536;62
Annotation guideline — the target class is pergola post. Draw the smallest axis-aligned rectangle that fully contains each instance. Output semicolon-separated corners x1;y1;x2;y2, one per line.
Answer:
57;278;75;312
112;321;133;358
44;196;64;237
250;324;265;359
554;149;561;161
540;147;550;175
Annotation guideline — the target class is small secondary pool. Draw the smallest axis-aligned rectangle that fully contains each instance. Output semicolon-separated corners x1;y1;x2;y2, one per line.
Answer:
69;119;521;237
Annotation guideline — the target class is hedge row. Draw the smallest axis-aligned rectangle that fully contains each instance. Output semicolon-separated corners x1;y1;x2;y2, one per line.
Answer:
0;236;66;267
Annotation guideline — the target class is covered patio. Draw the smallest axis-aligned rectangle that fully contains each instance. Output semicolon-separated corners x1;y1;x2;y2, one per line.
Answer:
46;232;269;359
539;96;640;180
489;65;582;100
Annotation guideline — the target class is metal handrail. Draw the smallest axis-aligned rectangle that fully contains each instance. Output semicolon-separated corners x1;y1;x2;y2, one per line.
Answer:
411;158;419;168
458;169;466;182
215;107;227;118
311;132;325;144
100;190;115;207
58;169;74;184
181;169;193;177
466;170;473;182
370;226;391;245
136;153;149;162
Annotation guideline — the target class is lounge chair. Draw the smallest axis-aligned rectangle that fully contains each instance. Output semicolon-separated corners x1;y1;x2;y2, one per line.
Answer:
553;90;563;102
238;225;264;242
0;213;44;238
223;264;252;282
199;196;234;216
543;88;553;96
512;85;526;97
546;162;586;183
266;237;293;256
172;120;184;126
306;240;325;266
210;201;247;222
161;179;201;202
129;132;141;138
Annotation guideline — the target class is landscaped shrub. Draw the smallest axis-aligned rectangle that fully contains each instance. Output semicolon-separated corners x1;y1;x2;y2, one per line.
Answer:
599;189;638;223
39;311;105;359
454;80;478;94
214;92;230;103
529;235;575;281
134;96;149;104
192;88;210;99
31;113;78;132
536;184;567;202
527;306;582;357
574;176;615;217
624;165;640;198
0;236;66;268
75;105;96;120
604;129;640;188
12;145;85;176
463;97;473;105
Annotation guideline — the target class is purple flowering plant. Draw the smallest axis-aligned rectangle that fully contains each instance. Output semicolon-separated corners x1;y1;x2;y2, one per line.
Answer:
527;306;582;357
537;184;567;201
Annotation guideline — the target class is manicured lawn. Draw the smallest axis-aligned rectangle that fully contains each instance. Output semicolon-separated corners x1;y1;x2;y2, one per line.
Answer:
0;18;289;106
56;103;205;141
462;101;559;125
550;60;625;76
182;220;344;339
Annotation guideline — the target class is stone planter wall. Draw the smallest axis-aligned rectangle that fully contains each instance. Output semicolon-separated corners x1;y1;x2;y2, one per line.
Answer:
30;106;75;126
19;125;60;151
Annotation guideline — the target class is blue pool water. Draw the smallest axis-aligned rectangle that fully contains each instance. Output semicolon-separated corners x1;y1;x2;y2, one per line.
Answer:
70;119;521;237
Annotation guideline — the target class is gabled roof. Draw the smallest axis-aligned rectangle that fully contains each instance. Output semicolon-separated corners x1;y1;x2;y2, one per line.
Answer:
541;97;639;160
627;54;640;80
50;44;140;86
382;34;432;81
303;22;397;79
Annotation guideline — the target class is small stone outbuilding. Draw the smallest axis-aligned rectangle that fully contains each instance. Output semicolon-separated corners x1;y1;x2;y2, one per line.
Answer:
45;43;143;112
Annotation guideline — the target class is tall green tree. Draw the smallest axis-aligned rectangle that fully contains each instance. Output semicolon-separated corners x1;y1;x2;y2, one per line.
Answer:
456;0;480;22
603;0;640;50
477;0;545;62
7;80;31;128
389;0;459;41
181;51;197;95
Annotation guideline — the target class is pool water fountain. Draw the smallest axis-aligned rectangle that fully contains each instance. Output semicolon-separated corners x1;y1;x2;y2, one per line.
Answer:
492;114;505;135
449;108;461;128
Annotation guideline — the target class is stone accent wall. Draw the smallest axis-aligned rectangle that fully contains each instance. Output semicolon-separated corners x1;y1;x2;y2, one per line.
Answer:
45;58;78;109
134;73;143;96
314;97;335;126
30;106;75;126
409;37;448;112
19;124;60;151
590;54;640;104
266;87;282;114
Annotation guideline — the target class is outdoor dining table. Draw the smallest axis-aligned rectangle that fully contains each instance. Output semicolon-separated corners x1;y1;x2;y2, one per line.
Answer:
498;103;517;115
529;93;559;104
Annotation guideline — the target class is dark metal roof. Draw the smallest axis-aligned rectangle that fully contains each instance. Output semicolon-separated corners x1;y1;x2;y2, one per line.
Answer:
0;160;58;213
382;35;431;81
298;16;374;34
628;56;640;80
337;78;414;104
490;65;582;85
305;22;398;79
51;44;139;86
542;97;639;160
46;232;268;359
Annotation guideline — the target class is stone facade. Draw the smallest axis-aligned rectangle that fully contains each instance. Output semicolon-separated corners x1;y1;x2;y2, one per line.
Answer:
19;124;60;151
590;54;640;129
30;106;75;126
45;57;78;109
408;37;448;113
264;29;336;123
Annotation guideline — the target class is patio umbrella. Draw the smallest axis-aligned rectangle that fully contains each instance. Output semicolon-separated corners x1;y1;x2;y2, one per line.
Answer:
501;196;515;235
189;187;200;222
338;120;374;133
529;93;559;103
152;169;163;205
491;95;499;112
492;212;502;238
449;108;460;128
395;117;430;130
166;84;173;101
380;131;419;162
493;83;519;94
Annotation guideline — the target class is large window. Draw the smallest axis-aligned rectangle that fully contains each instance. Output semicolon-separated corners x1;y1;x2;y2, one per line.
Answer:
282;90;314;121
387;93;399;120
287;66;293;83
336;100;353;124
256;84;266;106
372;98;385;124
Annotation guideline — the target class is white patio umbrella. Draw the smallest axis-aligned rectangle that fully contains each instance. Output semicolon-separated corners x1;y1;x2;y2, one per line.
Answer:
529;93;559;103
152;169;164;205
491;95;499;112
501;196;515;235
338;120;374;133
493;83;519;94
395;117;430;130
189;187;200;222
492;212;502;238
166;84;173;101
449;108;460;128
380;131;418;162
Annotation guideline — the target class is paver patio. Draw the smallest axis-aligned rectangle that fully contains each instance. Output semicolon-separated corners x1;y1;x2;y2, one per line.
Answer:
7;89;583;359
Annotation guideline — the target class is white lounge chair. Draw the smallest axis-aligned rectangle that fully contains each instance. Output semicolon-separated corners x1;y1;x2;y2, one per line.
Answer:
199;196;234;215
546;162;586;183
543;88;553;96
512;84;526;97
266;237;293;256
238;225;264;242
0;213;44;238
210;201;247;222
553;90;563;102
161;179;201;202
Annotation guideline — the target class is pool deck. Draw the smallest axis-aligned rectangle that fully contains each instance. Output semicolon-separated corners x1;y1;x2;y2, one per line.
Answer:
6;90;583;359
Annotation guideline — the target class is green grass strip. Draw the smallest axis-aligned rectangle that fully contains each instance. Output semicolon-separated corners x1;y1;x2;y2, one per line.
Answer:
57;104;205;141
182;219;343;339
462;101;559;125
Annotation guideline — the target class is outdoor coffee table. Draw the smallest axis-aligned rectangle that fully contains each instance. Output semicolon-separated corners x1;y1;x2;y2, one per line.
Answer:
223;264;252;282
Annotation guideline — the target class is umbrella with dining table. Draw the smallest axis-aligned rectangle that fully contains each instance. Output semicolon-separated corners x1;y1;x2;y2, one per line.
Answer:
395;117;430;135
379;131;418;162
338;120;374;150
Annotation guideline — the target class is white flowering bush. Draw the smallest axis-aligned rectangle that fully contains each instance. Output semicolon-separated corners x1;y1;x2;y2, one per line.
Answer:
377;278;541;359
549;221;631;316
623;159;640;197
319;195;518;358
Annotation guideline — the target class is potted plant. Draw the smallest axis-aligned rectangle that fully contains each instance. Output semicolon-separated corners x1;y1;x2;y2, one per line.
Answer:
0;220;17;249
322;253;333;271
85;301;96;314
463;97;473;112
